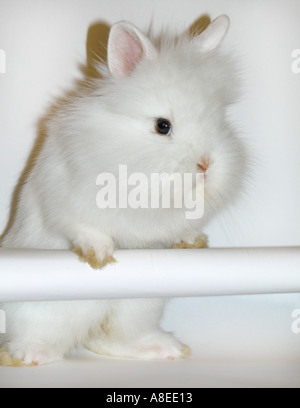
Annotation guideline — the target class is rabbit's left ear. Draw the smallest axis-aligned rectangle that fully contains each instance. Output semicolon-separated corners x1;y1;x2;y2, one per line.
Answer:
108;21;157;77
193;15;230;51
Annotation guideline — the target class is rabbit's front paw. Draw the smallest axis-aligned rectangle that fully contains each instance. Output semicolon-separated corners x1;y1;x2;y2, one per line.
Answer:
72;233;116;269
173;234;208;249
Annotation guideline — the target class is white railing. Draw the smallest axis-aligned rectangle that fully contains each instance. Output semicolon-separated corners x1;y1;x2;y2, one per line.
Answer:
0;247;299;302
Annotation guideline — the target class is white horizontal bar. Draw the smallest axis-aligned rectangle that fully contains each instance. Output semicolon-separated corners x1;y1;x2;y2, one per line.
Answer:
0;247;299;302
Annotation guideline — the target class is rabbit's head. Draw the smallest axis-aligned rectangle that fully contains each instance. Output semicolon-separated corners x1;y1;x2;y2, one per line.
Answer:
89;16;246;222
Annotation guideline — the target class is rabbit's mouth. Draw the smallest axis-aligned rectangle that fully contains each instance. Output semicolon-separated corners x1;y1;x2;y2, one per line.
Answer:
197;156;211;174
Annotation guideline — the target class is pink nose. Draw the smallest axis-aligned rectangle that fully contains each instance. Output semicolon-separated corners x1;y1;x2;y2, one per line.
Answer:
197;157;210;173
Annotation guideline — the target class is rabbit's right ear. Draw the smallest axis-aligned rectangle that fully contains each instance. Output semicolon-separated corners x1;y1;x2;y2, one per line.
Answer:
107;22;157;78
193;15;230;51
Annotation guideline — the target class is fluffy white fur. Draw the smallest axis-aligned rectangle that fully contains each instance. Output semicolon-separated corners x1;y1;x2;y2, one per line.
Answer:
0;16;246;366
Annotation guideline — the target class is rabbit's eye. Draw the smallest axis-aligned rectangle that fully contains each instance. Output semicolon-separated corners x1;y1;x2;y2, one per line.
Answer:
155;118;172;136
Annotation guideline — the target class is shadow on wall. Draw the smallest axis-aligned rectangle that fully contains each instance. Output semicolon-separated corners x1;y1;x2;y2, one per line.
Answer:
83;21;111;79
0;15;211;244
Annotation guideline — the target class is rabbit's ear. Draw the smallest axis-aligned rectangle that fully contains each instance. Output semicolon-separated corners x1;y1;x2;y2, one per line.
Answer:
108;21;157;77
193;15;230;51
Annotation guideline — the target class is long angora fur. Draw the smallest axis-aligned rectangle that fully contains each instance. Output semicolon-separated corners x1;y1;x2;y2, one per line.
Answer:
0;16;246;366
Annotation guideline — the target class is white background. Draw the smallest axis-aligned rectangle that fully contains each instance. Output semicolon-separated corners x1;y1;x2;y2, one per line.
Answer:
0;0;300;247
0;1;300;387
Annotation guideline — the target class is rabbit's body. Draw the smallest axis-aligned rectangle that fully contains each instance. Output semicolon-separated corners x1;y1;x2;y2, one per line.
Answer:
0;16;246;366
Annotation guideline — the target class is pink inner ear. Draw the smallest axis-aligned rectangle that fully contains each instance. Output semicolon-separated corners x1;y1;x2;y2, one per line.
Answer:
120;30;144;75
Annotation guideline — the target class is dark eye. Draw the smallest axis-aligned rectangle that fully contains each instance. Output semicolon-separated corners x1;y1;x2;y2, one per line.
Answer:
155;118;172;136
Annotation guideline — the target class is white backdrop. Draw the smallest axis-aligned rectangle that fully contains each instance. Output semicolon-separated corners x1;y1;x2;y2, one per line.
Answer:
0;0;300;248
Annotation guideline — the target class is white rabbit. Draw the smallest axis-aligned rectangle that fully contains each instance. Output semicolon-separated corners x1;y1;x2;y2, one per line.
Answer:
0;15;246;366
